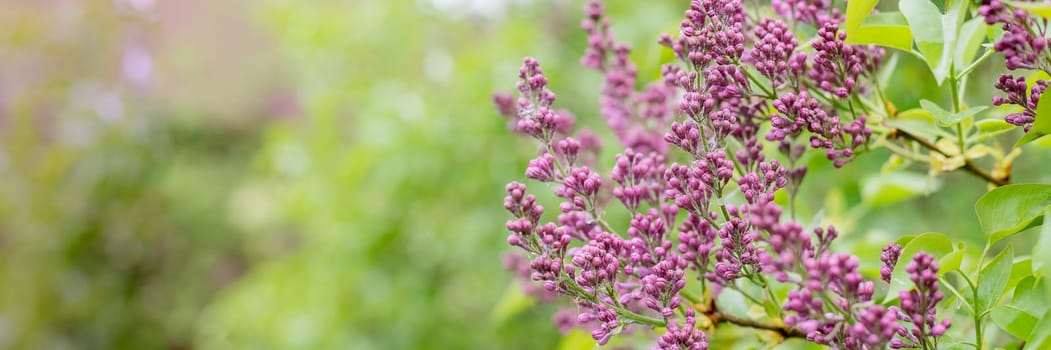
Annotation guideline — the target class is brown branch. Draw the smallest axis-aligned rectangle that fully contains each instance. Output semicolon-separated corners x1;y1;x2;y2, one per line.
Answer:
894;129;1009;187
693;297;807;340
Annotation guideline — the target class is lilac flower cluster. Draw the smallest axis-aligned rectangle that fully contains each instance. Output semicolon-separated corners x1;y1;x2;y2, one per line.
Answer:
581;0;674;153
980;0;1051;130
892;253;952;349
992;74;1049;132
494;0;952;348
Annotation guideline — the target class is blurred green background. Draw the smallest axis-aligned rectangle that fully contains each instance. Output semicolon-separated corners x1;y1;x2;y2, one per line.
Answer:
2;0;1050;349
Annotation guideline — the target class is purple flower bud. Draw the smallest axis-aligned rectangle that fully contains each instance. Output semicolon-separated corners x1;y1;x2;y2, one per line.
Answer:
655;309;709;350
525;153;556;182
880;243;903;283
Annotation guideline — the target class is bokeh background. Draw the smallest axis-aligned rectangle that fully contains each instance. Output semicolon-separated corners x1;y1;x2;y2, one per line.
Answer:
3;0;1050;349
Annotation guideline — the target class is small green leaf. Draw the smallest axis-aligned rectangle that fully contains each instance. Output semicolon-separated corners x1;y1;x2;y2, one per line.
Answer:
1033;209;1051;278
920;100;989;126
861;171;941;207
955;17;989;72
1006;0;1051;19
900;0;944;48
885;232;955;302
1014;277;1049;315
977;245;1014;313
975;184;1051;242
939;250;964;275
1010;257;1034;291
847;12;914;52
848;25;915;52
886;108;953;141
1027;309;1051;347
991;304;1040;338
846;0;880;33
1017;88;1051;147
920;99;950;121
973;119;1015;142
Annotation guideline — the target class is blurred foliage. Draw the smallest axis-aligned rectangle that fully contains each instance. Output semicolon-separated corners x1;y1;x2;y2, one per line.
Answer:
1;0;1050;349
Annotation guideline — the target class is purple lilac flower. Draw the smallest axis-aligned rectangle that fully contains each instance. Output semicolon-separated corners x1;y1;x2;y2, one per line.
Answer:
612;150;666;213
581;0;612;70
750;18;798;86
526;153;556;182
809;21;863;98
736;160;788;205
880;243;903;283
578;301;620;345
665;121;703;158
504;253;558;302
771;0;831;26
664;152;734;216
556;166;603;213
571;234;622;292
667;0;747;70
504;182;544;252
641;256;687;318
893;253;951;349
993;74;1049;132
760;221;813;282
554;308;579;334
655;309;709;350
712;214;761;282
677;213;717;279
847;305;902;349
492;58;576;140
784;252;877;346
626;209;673;272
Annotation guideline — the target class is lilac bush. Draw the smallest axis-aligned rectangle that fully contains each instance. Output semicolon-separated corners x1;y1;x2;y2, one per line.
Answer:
494;0;1051;348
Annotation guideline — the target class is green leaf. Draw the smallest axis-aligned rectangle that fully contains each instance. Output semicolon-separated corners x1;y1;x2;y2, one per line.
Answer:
846;0;880;34
900;0;950;82
1027;309;1051;347
1017;87;1051;147
849;26;915;52
973;119;1015;142
885;232;955;302
1033;209;1051;278
847;12;914;52
861;171;941;207
886;108;953;141
1010;257;1034;291
899;0;943;44
1014;277;1049;315
558;329;596;350
920;99;950;121
1006;0;1051;19
975;184;1051;242
991;304;1040;338
955;17;989;72
977;245;1014;313
940;250;964;274
920;99;989;126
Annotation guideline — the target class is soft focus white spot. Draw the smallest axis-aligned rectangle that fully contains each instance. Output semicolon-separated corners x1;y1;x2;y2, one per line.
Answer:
59;119;95;147
423;48;453;84
122;46;153;86
94;92;125;122
397;92;424;123
424;0;532;19
274;141;311;177
124;0;154;12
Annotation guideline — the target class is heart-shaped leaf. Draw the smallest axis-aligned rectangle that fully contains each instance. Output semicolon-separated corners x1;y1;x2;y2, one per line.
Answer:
976;184;1051;242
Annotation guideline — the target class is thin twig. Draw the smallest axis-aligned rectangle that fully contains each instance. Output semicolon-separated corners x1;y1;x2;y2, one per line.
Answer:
895;130;1009;186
